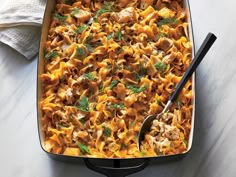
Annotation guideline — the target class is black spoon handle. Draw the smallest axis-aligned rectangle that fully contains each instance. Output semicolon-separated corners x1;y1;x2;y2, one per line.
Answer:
170;33;217;102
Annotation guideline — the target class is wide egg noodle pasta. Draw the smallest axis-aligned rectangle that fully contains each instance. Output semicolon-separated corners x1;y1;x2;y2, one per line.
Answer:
40;0;193;158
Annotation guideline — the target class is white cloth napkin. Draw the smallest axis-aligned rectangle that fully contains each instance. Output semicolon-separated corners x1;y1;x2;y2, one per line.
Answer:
0;0;46;60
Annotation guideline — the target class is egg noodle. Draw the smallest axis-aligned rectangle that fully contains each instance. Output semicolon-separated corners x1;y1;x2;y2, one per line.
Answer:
40;0;193;158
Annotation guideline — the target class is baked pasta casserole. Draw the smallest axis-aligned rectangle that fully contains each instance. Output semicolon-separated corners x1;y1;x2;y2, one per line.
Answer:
40;0;193;158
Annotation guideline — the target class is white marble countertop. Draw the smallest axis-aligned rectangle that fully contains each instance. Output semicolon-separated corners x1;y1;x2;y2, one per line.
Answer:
1;0;236;176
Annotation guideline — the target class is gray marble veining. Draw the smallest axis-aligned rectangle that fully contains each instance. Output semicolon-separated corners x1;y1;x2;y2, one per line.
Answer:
1;0;236;176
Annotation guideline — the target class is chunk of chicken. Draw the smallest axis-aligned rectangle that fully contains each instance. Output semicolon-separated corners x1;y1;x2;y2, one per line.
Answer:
74;9;91;23
117;7;135;23
158;7;175;18
158;37;173;52
163;126;180;140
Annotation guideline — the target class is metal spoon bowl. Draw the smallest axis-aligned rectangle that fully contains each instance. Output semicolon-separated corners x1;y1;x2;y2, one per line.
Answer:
137;33;217;150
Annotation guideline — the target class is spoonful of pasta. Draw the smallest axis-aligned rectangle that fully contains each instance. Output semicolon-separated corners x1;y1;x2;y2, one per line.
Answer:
138;33;217;150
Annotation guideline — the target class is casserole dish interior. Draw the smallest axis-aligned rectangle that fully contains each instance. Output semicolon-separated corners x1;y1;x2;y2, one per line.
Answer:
37;0;195;161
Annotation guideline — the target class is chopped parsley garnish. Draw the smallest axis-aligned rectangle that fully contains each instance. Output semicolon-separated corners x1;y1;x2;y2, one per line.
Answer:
45;51;59;60
135;64;147;81
78;142;90;155
130;121;136;127
120;104;125;110
107;33;114;40
117;47;123;54
110;80;119;89
107;63;112;69
127;85;147;94
76;96;90;112
140;63;147;77
116;30;122;41
141;151;146;156
86;34;93;42
63;0;73;5
117;64;123;70
83;73;96;81
54;13;67;22
94;41;103;47
71;8;80;16
154;62;167;72
76;47;86;56
109;103;125;110
176;99;183;109
157;32;167;40
99;84;105;93
121;143;127;149
158;17;179;27
79;118;86;124
183;139;188;146
156;98;163;106
43;48;47;56
134;72;142;81
75;25;87;34
102;126;112;137
85;43;94;52
57;123;64;128
94;2;114;20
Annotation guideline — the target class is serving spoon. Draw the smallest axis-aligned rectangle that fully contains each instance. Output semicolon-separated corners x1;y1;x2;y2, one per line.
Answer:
137;33;217;150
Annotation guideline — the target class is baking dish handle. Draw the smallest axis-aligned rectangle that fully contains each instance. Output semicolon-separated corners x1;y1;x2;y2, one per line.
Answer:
84;158;150;177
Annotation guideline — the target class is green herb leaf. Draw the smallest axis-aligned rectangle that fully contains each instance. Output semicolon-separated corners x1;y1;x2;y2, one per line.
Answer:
94;41;102;47
71;8;80;16
134;72;142;81
183;139;188;146
45;51;59;60
117;47;123;54
109;103;125;110
99;83;105;93
158;17;178;27
86;34;93;42
116;30;122;41
107;33;114;40
120;103;125;110
63;0;72;4
43;48;47;57
76;96;90;112
156;98;163;106
54;13;67;22
154;62;167;72
130;121;136;127
78;142;90;155
99;87;105;93
83;73;96;81
75;25;87;34
141;151;146;156
176;99;182;109
79;118;86;124
107;63;112;69
77;47;86;56
135;64;147;81
94;2;114;20
110;80;119;89
157;32;167;40
57;123;64;128
121;143;127;149
85;43;94;53
127;85;147;94
102;126;112;137
140;63;147;76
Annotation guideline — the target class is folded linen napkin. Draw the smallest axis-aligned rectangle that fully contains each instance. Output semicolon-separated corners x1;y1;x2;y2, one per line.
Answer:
0;0;46;60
